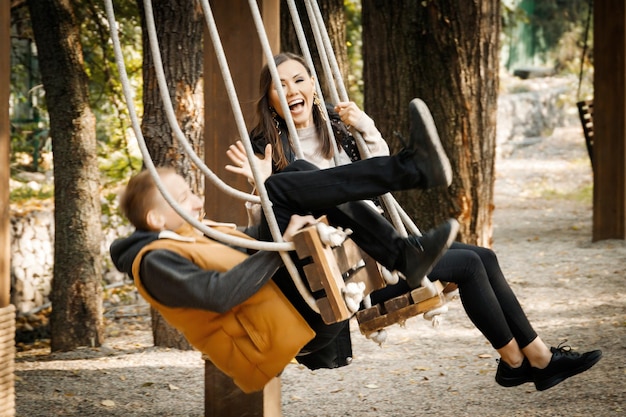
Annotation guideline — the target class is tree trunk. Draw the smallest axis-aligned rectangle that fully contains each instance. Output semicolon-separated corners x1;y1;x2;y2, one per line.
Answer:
138;0;204;349
362;0;500;246
27;0;104;351
280;0;348;100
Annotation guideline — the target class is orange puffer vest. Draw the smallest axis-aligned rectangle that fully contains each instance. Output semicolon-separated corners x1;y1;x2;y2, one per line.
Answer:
132;224;315;393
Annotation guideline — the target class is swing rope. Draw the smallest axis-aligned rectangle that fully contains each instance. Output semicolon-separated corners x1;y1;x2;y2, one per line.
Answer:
105;0;439;315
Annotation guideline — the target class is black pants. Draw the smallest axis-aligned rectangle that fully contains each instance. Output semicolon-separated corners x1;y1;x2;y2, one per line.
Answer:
370;242;538;350
263;156;421;273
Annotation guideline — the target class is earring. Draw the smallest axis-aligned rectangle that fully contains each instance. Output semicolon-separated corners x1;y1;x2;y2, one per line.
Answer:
270;107;282;135
313;91;327;122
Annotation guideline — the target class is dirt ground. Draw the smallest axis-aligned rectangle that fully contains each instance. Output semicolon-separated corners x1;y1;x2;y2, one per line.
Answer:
14;125;626;416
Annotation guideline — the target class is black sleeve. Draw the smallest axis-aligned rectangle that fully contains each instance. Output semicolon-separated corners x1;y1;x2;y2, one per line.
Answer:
140;249;283;313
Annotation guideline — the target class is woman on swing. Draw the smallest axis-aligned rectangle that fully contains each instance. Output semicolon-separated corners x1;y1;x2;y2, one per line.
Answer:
225;52;602;391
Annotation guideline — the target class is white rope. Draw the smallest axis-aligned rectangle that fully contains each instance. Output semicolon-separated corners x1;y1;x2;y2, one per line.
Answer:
241;0;324;312
107;0;439;315
283;0;343;166
103;0;292;253
142;0;259;204
299;0;409;238
246;0;303;160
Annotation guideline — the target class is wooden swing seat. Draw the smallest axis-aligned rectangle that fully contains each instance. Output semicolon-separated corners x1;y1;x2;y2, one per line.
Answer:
355;280;445;337
291;217;446;333
292;216;387;324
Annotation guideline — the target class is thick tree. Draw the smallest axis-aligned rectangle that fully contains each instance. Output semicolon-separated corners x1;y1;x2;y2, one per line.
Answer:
362;1;500;246
27;0;104;351
137;0;204;349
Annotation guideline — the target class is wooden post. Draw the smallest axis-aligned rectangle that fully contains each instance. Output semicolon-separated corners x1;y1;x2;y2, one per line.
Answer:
203;1;283;416
1;0;11;311
0;2;17;416
593;1;626;241
203;0;280;224
203;360;282;417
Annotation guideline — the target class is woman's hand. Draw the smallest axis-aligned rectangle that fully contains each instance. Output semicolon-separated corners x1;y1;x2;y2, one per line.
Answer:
225;141;273;187
282;214;317;242
334;101;366;129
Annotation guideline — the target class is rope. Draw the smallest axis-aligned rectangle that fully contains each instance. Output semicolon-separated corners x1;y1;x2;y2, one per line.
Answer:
284;0;342;166
103;0;293;252
299;0;436;293
106;0;441;315
302;0;410;239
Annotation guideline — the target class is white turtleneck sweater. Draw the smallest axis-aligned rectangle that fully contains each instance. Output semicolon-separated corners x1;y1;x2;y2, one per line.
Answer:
296;113;389;169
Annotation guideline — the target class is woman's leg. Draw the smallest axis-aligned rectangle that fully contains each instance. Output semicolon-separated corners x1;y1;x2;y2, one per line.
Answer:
264;155;425;218
264;159;457;287
438;243;539;349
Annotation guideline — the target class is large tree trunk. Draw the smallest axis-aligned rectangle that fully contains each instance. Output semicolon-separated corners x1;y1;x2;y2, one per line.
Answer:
27;0;104;351
280;0;348;100
362;1;500;246
138;0;204;349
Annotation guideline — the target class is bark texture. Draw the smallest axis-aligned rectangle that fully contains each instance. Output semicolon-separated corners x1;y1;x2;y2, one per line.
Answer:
362;0;500;246
27;0;104;351
138;0;204;349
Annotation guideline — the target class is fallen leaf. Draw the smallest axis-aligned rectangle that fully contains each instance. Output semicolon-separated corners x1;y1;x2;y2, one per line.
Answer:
101;400;115;407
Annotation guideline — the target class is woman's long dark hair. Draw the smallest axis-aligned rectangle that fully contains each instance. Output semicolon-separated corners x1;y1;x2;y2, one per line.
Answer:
250;52;334;171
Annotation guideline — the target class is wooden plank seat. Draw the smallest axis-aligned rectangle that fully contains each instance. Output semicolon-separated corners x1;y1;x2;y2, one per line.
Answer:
291;216;448;332
356;280;446;337
292;216;387;324
577;99;594;168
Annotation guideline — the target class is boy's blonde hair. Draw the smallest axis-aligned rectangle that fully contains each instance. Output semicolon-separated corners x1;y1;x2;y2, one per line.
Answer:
120;167;176;230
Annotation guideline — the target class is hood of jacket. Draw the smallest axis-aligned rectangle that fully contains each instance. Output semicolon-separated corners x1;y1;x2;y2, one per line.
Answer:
110;230;160;275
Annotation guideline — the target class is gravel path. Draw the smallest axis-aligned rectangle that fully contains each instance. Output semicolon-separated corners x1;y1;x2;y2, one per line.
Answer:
14;126;626;416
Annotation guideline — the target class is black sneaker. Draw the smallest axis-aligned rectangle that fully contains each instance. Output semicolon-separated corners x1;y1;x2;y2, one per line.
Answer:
532;342;603;391
407;98;453;188
495;358;533;387
404;219;459;289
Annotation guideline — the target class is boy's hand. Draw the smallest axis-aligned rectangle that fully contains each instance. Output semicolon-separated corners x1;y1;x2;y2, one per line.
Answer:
225;141;273;187
282;215;317;242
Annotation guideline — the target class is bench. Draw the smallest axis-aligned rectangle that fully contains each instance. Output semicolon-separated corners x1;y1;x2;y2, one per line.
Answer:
577;99;594;168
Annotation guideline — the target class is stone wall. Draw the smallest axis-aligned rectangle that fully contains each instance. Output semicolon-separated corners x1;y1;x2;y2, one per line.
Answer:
496;74;581;157
10;205;131;315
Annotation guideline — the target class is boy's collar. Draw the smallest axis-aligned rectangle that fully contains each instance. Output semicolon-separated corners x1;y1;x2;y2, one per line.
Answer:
159;219;238;242
201;219;238;229
158;230;196;242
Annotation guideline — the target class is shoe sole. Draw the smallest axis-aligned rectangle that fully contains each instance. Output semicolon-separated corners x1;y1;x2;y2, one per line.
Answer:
419;219;460;284
496;374;534;387
534;351;603;391
405;219;459;289
496;377;534;387
409;98;453;187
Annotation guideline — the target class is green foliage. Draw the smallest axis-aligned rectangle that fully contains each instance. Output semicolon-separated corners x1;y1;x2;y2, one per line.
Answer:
9;0;143;192
344;0;363;107
76;1;143;183
10;182;54;203
501;0;594;77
